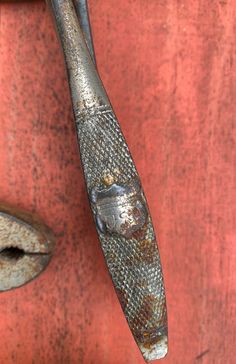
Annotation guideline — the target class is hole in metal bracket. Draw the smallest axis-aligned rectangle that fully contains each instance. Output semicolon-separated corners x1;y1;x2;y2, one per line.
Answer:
0;247;25;261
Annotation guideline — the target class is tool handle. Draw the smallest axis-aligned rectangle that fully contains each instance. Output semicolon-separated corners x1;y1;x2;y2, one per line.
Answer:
76;105;168;360
49;0;168;360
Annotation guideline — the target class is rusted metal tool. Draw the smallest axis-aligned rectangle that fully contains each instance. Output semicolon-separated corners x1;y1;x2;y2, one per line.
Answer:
48;0;168;361
0;204;55;291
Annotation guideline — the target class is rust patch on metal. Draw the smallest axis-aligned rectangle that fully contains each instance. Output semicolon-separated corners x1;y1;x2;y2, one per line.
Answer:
103;174;115;186
125;238;156;267
131;220;149;240
136;326;168;349
139;238;156;264
130;294;167;349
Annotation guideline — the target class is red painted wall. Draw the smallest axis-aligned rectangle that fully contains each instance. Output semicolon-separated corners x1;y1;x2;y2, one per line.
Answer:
0;1;235;363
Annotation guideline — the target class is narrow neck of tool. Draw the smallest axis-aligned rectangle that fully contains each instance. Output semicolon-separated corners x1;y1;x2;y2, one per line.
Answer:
74;0;96;65
49;0;109;112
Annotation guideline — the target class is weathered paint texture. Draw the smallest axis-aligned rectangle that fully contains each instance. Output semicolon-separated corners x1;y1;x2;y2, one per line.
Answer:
0;1;235;363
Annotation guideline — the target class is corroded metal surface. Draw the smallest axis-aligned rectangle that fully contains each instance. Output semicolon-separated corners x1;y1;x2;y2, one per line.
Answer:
76;105;167;361
49;0;167;360
0;204;55;291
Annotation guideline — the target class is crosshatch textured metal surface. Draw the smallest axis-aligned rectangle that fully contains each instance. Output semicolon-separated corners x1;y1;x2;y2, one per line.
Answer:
1;1;235;363
75;105;168;361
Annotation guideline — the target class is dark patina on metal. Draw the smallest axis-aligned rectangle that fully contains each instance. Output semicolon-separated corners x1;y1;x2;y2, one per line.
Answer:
90;179;147;238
